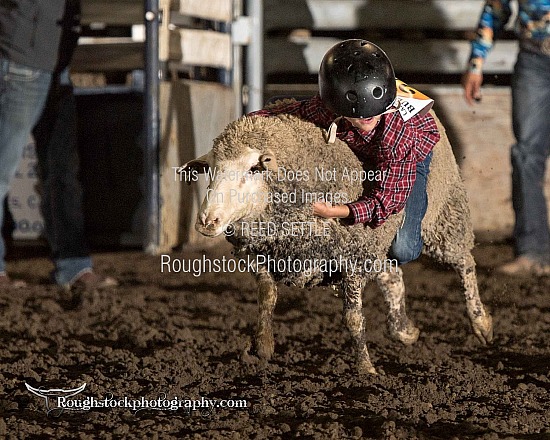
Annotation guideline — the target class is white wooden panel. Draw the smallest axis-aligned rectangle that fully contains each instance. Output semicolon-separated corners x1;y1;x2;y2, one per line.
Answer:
160;80;235;249
179;0;232;22
265;0;517;31
263;85;550;236
265;37;518;74
307;0;487;30
170;29;232;69
423;86;550;236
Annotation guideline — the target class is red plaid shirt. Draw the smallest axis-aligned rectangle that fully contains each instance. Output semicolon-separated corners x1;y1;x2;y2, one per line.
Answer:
250;94;440;227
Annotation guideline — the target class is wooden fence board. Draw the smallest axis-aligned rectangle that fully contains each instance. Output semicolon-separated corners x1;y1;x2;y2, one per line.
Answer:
262;84;550;237
179;0;232;22
72;40;144;72
170;29;232;69
160;80;236;250
265;0;496;31
265;37;518;75
80;0;143;25
423;85;550;237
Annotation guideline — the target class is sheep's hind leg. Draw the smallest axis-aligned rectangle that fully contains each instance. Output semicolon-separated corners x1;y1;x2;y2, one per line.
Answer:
255;266;278;359
342;276;377;375
454;253;493;344
376;267;420;345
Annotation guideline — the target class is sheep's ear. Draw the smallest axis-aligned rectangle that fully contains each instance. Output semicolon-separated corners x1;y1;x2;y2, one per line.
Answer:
259;152;277;171
178;151;213;175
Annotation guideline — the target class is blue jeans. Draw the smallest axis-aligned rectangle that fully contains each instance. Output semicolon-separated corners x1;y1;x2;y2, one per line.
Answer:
32;70;93;285
511;50;550;264
0;58;52;275
389;151;433;265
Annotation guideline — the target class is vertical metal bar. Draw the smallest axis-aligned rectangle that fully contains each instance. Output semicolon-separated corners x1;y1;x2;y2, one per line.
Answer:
144;0;160;254
233;0;244;116
233;44;243;116
216;21;232;86
245;0;263;112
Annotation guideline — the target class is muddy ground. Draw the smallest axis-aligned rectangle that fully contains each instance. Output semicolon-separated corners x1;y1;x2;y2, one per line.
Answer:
0;240;549;439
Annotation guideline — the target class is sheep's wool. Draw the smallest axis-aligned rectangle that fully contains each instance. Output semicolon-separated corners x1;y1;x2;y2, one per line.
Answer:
215;107;474;288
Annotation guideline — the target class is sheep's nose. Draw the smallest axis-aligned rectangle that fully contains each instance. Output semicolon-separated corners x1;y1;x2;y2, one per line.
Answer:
205;218;220;230
199;213;220;230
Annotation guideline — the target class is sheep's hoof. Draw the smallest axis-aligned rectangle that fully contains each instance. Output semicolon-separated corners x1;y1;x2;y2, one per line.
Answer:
389;319;420;345
255;334;275;360
391;326;420;346
357;360;377;375
470;313;493;345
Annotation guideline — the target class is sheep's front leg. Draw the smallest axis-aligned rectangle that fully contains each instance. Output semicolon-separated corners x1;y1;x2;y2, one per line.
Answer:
342;276;376;375
255;266;278;359
376;267;420;345
455;253;493;344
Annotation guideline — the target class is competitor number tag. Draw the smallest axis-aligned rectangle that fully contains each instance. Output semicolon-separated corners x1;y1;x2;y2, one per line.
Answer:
395;79;434;122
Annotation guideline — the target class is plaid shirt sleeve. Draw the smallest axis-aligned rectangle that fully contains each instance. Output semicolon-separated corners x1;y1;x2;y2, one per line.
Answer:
345;112;439;227
250;96;440;229
413;111;440;161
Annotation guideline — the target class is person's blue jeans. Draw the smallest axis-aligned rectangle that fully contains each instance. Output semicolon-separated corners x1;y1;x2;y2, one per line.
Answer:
32;69;93;285
389;151;433;265
511;50;550;264
0;58;52;275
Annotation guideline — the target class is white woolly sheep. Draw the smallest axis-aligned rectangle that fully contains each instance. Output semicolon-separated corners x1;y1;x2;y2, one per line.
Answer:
179;111;493;375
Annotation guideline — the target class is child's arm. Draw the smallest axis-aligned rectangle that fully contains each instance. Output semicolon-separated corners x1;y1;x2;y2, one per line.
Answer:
312;156;416;227
313;202;350;218
345;152;416;227
312;148;416;227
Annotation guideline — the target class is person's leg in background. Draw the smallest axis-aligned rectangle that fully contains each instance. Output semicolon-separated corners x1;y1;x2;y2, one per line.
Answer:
500;50;550;275
0;59;52;287
33;69;117;291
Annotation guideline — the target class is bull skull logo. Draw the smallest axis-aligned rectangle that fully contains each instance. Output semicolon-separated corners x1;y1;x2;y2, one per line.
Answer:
25;382;86;415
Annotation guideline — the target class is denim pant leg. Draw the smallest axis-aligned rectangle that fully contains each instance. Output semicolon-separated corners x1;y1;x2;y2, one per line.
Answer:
511;51;550;264
0;59;51;274
389;151;433;265
33;70;92;285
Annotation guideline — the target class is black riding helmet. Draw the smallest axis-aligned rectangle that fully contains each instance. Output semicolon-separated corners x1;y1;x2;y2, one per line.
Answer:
319;40;397;119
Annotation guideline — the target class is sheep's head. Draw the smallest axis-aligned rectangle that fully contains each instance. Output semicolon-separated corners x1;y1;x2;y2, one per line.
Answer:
180;113;357;238
181;145;277;238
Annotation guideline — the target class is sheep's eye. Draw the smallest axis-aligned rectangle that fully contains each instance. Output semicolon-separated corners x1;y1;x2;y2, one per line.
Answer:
250;164;262;174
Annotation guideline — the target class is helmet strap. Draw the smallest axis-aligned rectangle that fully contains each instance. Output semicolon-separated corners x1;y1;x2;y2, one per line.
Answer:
326;116;342;144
